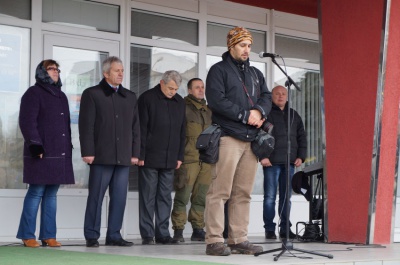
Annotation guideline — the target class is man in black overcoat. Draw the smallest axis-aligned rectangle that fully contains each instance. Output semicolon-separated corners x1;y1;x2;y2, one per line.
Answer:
79;56;140;247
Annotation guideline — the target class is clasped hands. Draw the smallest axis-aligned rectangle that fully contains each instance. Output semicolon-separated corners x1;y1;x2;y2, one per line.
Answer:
247;109;264;128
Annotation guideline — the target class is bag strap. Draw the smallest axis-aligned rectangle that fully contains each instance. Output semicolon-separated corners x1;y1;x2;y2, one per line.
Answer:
200;124;220;135
226;58;259;107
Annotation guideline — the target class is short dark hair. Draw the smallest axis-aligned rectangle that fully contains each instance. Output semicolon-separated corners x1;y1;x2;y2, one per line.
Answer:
187;78;203;89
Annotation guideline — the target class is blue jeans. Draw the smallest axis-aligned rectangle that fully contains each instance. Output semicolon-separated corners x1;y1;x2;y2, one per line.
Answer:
17;184;60;240
263;164;294;232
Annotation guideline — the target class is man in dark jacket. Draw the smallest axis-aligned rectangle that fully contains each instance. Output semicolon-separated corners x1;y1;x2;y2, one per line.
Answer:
138;70;186;245
204;26;272;256
171;78;212;243
260;85;307;240
79;56;140;247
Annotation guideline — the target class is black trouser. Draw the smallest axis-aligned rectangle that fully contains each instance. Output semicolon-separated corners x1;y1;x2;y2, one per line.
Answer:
84;165;129;240
139;167;174;239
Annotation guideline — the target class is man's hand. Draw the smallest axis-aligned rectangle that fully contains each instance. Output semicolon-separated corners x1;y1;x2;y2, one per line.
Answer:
82;156;95;164
138;160;144;166
176;160;182;169
131;157;139;165
260;158;272;167
254;118;265;128
294;158;302;167
248;109;264;128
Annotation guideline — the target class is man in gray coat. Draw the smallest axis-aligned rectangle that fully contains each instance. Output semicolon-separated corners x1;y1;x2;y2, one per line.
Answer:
79;56;140;247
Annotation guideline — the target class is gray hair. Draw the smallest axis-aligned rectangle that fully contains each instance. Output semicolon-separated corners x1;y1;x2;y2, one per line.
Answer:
161;70;182;87
102;56;123;74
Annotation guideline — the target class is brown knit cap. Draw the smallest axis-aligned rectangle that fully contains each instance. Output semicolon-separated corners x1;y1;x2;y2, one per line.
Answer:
227;26;253;50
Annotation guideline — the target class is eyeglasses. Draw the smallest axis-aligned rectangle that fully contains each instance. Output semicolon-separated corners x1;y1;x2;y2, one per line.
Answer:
47;67;61;73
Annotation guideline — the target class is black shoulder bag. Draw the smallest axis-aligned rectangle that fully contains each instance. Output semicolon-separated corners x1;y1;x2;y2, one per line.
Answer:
196;124;221;164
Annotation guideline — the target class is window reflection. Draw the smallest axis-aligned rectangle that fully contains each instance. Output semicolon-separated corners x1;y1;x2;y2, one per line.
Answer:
42;0;119;33
131;9;198;46
0;25;30;189
0;0;31;20
275;35;319;64
130;45;198;98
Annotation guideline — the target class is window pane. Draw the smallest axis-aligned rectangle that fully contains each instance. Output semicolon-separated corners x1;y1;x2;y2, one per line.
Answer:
131;9;198;46
42;0;119;33
206;55;222;72
207;22;266;55
0;25;30;189
274;66;322;167
53;47;108;188
275;35;319;64
130;45;198;97
0;0;31;20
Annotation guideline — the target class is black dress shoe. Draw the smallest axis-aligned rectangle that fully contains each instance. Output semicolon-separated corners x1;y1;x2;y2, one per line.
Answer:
105;238;133;247
155;236;177;244
142;237;155;245
86;239;99;247
265;231;277;239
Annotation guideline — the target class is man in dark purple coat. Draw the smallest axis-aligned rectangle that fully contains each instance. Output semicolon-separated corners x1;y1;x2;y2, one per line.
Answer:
17;59;75;248
79;56;140;247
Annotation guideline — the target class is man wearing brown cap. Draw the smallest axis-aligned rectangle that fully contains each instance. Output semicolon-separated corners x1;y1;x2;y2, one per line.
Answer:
204;26;272;256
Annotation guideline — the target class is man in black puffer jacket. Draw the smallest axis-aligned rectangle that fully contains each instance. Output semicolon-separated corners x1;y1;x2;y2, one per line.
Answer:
261;85;307;240
204;26;271;256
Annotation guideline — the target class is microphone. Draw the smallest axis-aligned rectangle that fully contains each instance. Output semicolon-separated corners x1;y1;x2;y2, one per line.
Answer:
259;52;280;58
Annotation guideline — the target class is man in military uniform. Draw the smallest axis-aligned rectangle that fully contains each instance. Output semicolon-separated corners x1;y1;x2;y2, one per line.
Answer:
171;78;212;242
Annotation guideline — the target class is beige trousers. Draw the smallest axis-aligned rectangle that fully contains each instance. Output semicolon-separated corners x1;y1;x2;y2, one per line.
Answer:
205;136;258;245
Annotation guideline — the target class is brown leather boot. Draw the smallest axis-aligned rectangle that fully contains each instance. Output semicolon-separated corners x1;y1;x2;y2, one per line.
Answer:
41;238;61;247
228;240;263;254
22;239;40;248
206;242;231;256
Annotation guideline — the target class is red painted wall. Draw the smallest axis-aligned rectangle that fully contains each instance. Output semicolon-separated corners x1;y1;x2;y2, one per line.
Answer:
374;0;400;244
320;1;384;243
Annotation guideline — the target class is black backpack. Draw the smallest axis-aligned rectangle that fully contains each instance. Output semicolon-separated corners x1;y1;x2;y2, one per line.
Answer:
196;124;221;164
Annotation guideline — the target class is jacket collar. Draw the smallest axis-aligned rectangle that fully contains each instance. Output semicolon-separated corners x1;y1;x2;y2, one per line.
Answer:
99;78;127;97
154;84;179;101
272;102;288;111
185;95;208;110
35;81;61;97
222;51;250;69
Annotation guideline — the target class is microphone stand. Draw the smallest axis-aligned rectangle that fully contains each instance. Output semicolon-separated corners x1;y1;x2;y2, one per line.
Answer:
255;56;333;261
